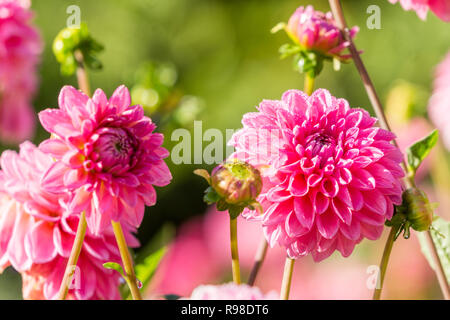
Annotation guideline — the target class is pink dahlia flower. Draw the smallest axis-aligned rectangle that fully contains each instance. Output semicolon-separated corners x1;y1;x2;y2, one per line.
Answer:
429;52;450;150
0;0;42;144
38;85;172;235
0;142;139;300
229;89;404;261
389;0;450;22
189;283;278;300
285;5;359;61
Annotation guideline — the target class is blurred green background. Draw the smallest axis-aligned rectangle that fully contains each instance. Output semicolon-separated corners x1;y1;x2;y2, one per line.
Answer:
0;0;449;299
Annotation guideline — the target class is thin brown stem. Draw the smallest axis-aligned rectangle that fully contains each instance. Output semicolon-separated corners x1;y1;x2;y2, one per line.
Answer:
247;238;268;286
57;211;87;300
329;0;450;300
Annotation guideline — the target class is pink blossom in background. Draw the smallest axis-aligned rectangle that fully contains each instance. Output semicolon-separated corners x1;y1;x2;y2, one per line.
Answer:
189;283;278;300
285;5;359;61
389;0;450;22
428;52;450;150
229;89;404;261
38;85;172;235
0;0;42;144
0;142;139;300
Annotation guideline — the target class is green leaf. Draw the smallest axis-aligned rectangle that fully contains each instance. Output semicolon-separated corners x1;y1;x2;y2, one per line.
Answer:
278;43;301;59
228;205;244;220
103;262;124;276
204;187;221;204
163;294;181;300
418;216;450;284
406;129;439;175
134;246;167;293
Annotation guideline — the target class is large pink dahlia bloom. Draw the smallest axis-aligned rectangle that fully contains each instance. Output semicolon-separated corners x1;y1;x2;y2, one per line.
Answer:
189;283;278;300
38;85;172;235
285;5;359;61
0;0;42;143
229;89;404;261
0;142;139;300
389;0;450;22
428;52;450;150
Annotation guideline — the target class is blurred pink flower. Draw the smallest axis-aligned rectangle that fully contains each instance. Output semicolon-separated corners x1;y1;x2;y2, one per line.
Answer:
189;283;277;300
229;89;404;261
38;85;172;235
0;0;42;144
389;0;450;21
285;5;359;61
0;142;139;300
429;52;450;150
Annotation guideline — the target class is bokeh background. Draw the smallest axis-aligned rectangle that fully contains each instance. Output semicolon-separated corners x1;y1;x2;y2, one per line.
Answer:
0;0;449;299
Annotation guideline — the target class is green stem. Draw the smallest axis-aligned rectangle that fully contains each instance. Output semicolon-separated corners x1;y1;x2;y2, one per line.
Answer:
280;257;295;300
247;238;268;286
112;220;142;300
304;73;315;96
373;226;399;300
230;217;241;284
57;211;87;300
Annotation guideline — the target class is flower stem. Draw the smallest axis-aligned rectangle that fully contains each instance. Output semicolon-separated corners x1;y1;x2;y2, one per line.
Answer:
111;220;142;300
329;0;450;300
280;257;295;300
57;211;87;300
247;238;268;286
304;73;315;96
74;50;91;97
373;225;399;300
230;217;241;284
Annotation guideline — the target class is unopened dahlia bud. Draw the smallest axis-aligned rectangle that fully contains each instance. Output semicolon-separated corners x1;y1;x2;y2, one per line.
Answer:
403;188;434;232
211;161;262;206
195;161;263;218
53;23;103;76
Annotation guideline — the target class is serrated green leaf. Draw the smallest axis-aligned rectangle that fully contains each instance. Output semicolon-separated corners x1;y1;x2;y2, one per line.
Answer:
418;216;450;284
134;247;167;294
406;129;439;175
103;262;124;276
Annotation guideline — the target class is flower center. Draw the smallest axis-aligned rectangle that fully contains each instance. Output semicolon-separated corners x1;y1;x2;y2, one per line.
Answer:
93;128;135;173
304;132;335;159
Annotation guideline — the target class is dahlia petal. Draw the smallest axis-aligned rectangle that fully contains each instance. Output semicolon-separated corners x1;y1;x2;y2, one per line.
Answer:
38;109;75;138
360;223;383;240
339;220;361;241
7;211;33;271
311;190;329;214
311;239;337;262
109;85;131;114
331;198;352;225
354;209;385;226
69;188;91;214
285;211;308;237
41;161;68;193
336;235;356;257
53;227;73;258
24;221;57;264
350;169;376;190
362;190;387;215
316;209;339;239
74;259;97;300
64;169;88;189
39;139;69;158
294;196;314;229
288;173;308;196
320;177;339;198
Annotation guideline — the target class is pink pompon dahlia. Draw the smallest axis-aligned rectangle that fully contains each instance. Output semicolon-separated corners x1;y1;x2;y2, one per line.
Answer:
229;89;404;261
428;52;450;150
38;85;172;235
389;0;450;22
285;5;359;61
0;0;42;144
189;283;278;300
0;142;139;300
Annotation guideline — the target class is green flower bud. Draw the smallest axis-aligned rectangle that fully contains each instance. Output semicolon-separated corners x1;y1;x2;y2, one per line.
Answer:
210;160;262;206
403;188;434;232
